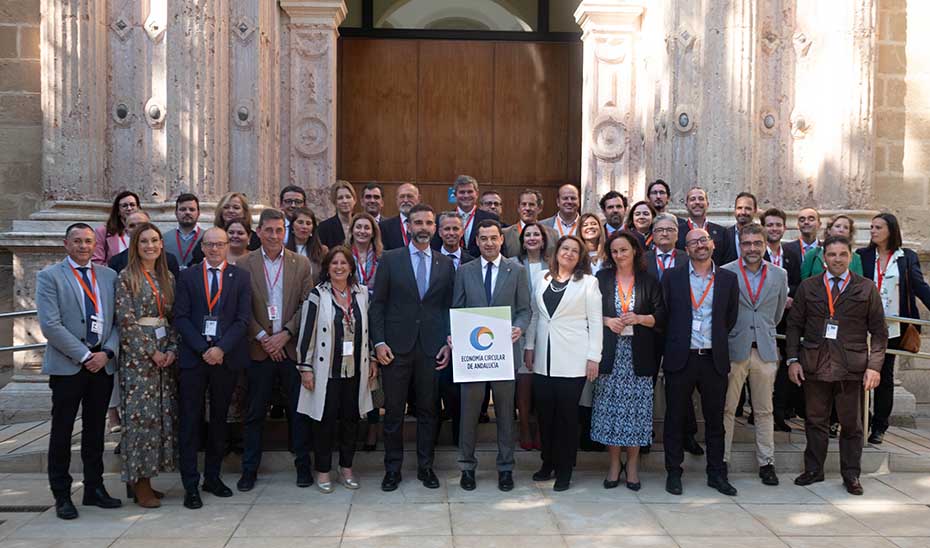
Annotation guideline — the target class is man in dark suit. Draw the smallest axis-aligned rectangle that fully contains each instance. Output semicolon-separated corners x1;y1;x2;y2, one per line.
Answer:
661;228;739;496
600;190;628;238
720;192;758;265
501;189;558;258
761;207;804;432
371;203;456;491
676;187;725;260
174;227;252;509
431;175;498;258
783;207;822;263
108;210;180;277
646;179;670;214
787;236;887;495
380;182;420;251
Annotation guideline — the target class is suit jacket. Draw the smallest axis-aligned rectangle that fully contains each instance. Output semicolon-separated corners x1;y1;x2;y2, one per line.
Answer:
36;259;120;375
661;263;739;375
783;238;820;269
786;272;888;381
430;208;499;258
539;214;580;239
380;215;408;251
645;248;688;282
241;248;314;361
163;227;204;268
719;224;744;265
174;262;253;369
676;218;726;261
92;225;126;265
501;223;558;259
764;243;802;298
857;247;930;325
439;248;474;271
525;272;603;377
318;214;348;249
369;245;456;357
721;260;788;363
596;268;666;377
452;256;531;371
108;249;180;279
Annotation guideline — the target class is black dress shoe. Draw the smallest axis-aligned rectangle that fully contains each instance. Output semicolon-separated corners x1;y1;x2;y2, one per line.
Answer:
498;471;514;492
843;478;864;496
460;470;476;491
417;468;440;489
237;472;257;492
665;475;683;495
183;489;203;509
759;464;779;486
55;497;78;520
202;477;233;498
707;475;738;496
794;471;825;486
774;419;793;433
626;481;641;491
532;466;555;481
868;430;884;444
479;413;491;424
82;486;122;508
296;467;314;488
683;437;705;456
603;478;620;489
553;477;571;492
381;471;402;492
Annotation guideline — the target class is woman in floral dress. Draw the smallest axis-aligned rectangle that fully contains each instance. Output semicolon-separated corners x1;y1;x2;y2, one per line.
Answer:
116;222;178;508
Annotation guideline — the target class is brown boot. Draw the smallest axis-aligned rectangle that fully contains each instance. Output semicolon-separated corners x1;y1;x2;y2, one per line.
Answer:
133;478;161;508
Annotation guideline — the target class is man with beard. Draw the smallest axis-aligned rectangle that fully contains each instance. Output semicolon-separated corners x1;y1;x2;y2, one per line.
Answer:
380;182;421;250
362;182;385;223
371;203;455;491
720;192;759;264
783;207;822;263
541;184;581;238
677;187;726;261
279;185;307;245
600;190;628;237
502;189;557;258
164;194;203;269
646;180;670;214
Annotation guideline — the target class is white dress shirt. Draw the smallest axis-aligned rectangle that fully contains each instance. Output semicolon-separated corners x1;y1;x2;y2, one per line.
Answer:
480;254;502;296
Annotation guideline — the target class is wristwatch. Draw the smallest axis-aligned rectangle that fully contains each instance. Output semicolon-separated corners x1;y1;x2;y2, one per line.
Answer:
786;358;799;365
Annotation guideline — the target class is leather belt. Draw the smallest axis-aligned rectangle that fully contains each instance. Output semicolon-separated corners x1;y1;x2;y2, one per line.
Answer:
136;317;167;327
690;348;712;356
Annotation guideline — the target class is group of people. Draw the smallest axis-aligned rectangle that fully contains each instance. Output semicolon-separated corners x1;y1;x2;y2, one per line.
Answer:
37;175;930;521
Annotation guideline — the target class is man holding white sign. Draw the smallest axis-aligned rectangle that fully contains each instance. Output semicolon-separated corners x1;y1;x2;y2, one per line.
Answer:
451;219;530;492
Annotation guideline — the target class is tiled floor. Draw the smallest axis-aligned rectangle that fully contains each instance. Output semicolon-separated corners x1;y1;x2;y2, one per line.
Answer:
2;471;930;546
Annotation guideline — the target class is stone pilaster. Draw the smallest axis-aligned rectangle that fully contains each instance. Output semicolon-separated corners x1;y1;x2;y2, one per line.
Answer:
279;0;345;217
574;1;645;213
41;0;108;201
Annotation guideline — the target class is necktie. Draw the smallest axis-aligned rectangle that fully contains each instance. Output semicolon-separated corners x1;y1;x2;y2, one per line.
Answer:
416;251;428;298
831;276;842;302
658;254;669;281
77;267;99;346
446;253;457;269
485;262;493;304
209;268;219;302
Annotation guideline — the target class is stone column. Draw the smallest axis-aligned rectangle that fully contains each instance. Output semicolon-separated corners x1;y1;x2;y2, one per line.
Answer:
574;1;646;213
278;1;345;215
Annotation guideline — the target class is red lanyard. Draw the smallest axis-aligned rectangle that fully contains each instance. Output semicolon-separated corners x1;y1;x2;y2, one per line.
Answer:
656;250;676;273
876;251;894;292
203;262;225;314
263;255;284;293
690;271;715;310
617;276;634;313
767;246;782;267
353;246;377;286
401;217;410;246
333;288;354;331
687;219;706;231
557;216;578;237
824;273;851;318
461;208;477;245
738;261;768;304
799;238;814;259
68;263;99;314
142;270;164;317
176;228;200;264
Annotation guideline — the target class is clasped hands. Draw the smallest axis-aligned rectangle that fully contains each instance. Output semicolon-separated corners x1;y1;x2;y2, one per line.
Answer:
151;349;176;368
604;313;640;335
377;342;450;370
261;331;291;362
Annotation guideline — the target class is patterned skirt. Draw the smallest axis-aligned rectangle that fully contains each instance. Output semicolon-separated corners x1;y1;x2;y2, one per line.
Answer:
590;337;653;447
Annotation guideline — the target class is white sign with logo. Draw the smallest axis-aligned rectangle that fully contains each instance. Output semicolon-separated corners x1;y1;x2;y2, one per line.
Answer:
450;306;515;383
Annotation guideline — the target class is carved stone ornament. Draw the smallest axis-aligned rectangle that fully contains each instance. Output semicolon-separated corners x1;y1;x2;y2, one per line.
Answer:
674;105;694;133
790;111;810;139
233;15;256;43
793;32;812;58
594;37;626;64
111;16;133;42
234;102;254;129
761;30;781;54
760;110;777;135
676;26;696;51
112;100;133;127
144;12;166;43
144;98;166;129
293;30;329;58
590;114;627;161
294;117;329;157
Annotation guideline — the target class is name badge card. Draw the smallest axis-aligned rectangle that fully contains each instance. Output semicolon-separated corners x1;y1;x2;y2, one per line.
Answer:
342;340;354;356
825;319;839;340
621;325;634;337
267;305;279;321
90;315;103;335
154;326;167;340
203;316;218;337
692;319;702;333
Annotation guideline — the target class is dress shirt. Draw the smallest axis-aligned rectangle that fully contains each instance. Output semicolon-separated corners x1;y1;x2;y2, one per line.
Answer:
766;244;783;268
205;260;227;295
605;223;623;236
480;254;502;295
458;206;478;244
656;248;676;271
409;241;433;286
443;247;463;270
801;239;819;256
256;248;284;340
66;256;101;319
284;218;290;244
824;269;851;295
689;261;715;349
556;214;579;237
740;260;766;344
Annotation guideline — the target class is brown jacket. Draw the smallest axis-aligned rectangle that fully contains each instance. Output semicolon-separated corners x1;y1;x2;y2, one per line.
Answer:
786;271;888;382
241;248;314;361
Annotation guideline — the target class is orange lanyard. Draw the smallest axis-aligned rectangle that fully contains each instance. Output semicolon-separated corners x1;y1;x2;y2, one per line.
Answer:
616;276;634;313
738;261;768;304
644;233;653;248
875;251;894;292
143;270;164;317
799;238;815;259
557;216;578;237
687;219;706;231
690;271;715;310
203;262;224;314
176;228;200;264
824;273;851;318
68;263;99;314
656;250;676;273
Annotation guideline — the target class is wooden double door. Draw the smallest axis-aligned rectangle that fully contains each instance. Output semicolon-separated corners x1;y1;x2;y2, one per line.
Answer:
337;37;582;224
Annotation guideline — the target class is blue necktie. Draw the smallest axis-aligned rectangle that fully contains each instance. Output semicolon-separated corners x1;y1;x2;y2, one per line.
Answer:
209;268;219;302
78;267;99;347
658;253;669;281
416;251;428;298
485;262;493;305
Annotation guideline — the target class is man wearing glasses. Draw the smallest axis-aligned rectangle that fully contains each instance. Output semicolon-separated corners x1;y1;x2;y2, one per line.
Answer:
279;185;307;245
646;180;670;214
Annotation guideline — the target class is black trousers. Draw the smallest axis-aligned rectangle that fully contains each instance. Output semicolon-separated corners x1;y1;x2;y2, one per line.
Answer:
437;362;460;446
242;358;311;474
381;342;439;473
872;336;901;433
178;362;237;490
48;368;113;498
312;375;360;473
664;352;727;476
533;374;586;480
773;338;805;421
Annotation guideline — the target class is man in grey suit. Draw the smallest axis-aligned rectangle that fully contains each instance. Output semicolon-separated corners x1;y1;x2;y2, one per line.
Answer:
502;189;557;258
37;223;122;520
721;223;787;486
453;219;530;492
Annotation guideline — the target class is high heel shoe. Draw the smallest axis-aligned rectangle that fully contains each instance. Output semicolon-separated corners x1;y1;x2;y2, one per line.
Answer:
603;464;624;489
340;468;360;490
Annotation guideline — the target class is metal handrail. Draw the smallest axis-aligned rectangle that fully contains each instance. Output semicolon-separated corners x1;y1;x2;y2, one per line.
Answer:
0;309;37;319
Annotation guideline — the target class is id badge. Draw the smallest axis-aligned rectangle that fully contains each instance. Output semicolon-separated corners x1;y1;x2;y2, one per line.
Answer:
824;319;839;340
89;314;103;335
692;319;703;333
342;340;354;356
154;326;167;340
267;305;279;321
621;325;634;337
203;316;218;337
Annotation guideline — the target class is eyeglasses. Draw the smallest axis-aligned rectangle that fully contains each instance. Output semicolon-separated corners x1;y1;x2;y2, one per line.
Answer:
282;199;305;206
686;236;712;247
201;241;228;249
482;201;502;207
739;241;766;248
653;227;677;234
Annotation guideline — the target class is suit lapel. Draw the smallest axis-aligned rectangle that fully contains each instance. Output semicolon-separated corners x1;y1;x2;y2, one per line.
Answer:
491;260;511;305
283;251;297;307
251;252;269;306
61;260;89;314
551;277;580;319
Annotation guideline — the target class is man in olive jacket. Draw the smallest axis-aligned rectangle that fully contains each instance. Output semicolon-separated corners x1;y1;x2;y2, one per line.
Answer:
786;235;887;496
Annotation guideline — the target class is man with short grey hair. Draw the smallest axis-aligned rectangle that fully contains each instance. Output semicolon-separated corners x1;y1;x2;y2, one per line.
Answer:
432;175;499;257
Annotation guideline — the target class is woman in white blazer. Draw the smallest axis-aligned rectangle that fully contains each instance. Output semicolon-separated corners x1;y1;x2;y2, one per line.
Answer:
295;246;376;493
524;234;603;491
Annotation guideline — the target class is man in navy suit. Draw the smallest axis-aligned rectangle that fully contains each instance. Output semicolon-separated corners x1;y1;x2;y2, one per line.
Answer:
174;227;252;509
677;187;725;261
661;228;739;496
720;192;758;265
431;175;499;258
380;182;420;251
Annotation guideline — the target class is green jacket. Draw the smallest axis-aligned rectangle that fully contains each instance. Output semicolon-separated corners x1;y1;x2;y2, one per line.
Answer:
800;246;863;279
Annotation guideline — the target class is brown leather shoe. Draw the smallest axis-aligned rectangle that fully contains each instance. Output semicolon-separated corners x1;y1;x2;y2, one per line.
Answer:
843;478;864;496
133;478;161;508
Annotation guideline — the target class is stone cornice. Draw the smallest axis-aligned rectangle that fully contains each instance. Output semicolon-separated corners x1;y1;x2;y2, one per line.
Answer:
279;0;347;27
574;1;645;35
